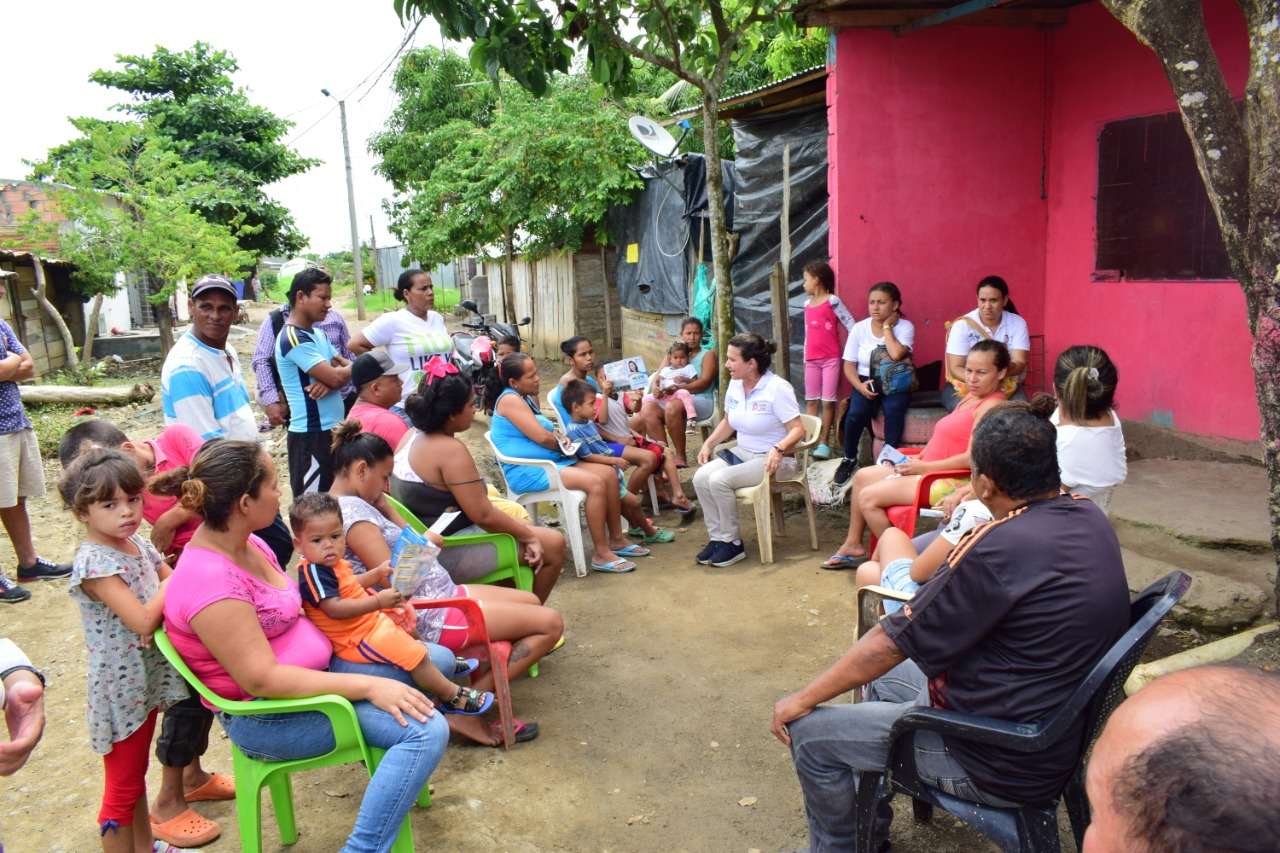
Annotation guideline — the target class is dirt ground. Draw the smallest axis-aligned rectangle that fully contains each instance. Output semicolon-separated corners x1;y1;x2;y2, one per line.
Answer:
0;317;1030;853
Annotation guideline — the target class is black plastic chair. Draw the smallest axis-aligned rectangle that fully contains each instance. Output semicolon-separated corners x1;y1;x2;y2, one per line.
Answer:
853;570;1191;853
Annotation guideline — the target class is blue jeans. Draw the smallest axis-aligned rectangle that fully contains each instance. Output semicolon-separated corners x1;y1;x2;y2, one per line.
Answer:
219;657;450;853
842;388;911;460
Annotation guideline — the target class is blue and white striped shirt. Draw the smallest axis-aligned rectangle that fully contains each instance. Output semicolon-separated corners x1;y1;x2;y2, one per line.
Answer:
160;332;258;441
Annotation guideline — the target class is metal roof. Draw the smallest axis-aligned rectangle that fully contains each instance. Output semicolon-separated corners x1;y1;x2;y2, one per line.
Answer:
796;0;1087;30
669;65;829;121
0;248;73;267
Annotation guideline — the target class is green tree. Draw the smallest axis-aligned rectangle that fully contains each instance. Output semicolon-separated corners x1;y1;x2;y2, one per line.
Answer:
31;121;253;354
373;50;642;320
33;43;313;259
1098;0;1280;614
395;0;807;380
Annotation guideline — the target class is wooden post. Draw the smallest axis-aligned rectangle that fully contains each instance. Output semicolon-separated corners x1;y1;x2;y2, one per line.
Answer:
600;244;615;356
770;261;791;381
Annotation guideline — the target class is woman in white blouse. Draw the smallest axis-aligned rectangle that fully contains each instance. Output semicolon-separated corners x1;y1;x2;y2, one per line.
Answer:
836;281;915;485
693;334;805;568
349;269;453;406
1048;345;1126;511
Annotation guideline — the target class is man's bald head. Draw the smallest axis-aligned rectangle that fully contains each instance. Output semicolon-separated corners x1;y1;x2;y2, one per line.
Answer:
1084;664;1280;853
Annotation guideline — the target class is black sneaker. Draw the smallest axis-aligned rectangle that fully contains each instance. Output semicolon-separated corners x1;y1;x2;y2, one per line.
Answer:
17;557;72;582
710;540;747;568
833;458;857;486
696;541;719;565
0;574;32;603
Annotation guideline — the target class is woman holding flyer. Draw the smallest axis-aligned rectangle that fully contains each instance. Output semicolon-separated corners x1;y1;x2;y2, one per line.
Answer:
821;340;1010;570
632;317;718;466
331;420;562;746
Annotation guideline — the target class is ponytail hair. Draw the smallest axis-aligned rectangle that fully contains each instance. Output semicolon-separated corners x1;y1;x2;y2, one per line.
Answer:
728;332;777;375
559;336;589;359
148;439;271;531
481;352;533;415
405;372;475;432
977;274;1019;316
1053;345;1118;422
331;419;394;472
968;338;1011;372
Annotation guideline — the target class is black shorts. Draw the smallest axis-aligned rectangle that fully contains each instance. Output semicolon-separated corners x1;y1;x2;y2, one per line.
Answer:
287;429;335;497
155;684;213;767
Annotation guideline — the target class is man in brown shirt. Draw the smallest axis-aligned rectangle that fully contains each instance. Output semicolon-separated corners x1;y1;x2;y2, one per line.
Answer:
772;402;1129;852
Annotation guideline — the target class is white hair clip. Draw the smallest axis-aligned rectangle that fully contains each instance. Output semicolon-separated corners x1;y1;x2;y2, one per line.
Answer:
1087;367;1100;381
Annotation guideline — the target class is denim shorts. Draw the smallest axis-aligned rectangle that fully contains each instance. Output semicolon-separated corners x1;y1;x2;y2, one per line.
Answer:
880;557;919;614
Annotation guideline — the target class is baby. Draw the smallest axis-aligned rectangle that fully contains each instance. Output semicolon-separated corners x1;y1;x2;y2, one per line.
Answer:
643;341;698;418
290;493;493;715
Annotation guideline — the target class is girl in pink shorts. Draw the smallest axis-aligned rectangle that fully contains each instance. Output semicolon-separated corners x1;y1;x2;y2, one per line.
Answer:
802;261;856;459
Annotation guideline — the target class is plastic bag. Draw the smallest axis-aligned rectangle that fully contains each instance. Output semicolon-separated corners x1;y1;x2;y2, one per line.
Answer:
389;528;441;597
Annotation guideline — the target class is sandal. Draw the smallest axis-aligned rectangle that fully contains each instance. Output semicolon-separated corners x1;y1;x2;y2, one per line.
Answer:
591;558;636;573
453;656;480;677
183;771;235;803
150;808;220;847
491;718;539;744
440;686;495;716
638;528;675;544
547;635;566;655
821;552;867;570
613;543;651;557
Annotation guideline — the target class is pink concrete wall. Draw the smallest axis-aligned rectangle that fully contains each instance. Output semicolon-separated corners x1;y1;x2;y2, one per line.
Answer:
1043;0;1256;439
826;26;1050;372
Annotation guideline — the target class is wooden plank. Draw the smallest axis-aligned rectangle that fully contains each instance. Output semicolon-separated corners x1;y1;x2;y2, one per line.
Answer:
770;263;791;381
801;8;1067;27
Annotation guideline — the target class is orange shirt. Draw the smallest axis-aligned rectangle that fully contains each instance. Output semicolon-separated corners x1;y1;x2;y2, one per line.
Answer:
298;558;389;653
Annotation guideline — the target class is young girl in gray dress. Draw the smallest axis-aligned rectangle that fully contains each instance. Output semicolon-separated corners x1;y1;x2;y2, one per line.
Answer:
61;448;188;853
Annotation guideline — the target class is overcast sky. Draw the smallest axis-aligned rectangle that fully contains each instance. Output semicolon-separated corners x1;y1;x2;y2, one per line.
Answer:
1;1;454;256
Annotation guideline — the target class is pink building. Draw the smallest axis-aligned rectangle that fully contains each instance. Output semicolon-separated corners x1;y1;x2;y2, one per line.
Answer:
808;0;1256;440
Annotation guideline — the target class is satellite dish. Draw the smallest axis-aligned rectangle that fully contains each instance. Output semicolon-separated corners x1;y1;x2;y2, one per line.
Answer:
629;116;679;158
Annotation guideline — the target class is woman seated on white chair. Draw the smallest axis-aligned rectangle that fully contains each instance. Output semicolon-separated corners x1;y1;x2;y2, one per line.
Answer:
694;333;805;568
483;352;648;574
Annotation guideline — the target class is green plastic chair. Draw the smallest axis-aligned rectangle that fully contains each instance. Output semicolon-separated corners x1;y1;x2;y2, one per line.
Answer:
383;493;540;677
154;629;430;853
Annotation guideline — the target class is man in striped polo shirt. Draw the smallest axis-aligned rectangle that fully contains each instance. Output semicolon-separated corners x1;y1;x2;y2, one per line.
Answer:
274;267;350;496
160;274;293;568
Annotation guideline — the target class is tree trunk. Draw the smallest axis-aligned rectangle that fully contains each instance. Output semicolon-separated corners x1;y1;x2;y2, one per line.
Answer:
19;383;154;405
29;256;79;371
503;229;518;325
148;273;175;355
82;293;104;363
701;94;734;400
1100;0;1280;616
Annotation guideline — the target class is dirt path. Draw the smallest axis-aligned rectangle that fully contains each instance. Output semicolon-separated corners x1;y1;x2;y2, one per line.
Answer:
0;327;999;851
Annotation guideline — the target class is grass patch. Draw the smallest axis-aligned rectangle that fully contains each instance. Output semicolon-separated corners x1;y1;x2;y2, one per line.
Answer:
28;403;89;459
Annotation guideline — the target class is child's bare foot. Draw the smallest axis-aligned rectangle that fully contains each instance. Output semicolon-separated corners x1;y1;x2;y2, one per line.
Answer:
447;715;500;746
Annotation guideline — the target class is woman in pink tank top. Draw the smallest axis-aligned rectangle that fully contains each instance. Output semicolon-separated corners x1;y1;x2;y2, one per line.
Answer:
822;340;1011;567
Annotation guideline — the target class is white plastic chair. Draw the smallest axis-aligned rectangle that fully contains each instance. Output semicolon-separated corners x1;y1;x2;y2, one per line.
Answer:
484;432;590;578
693;396;722;442
546;387;661;517
730;413;823;564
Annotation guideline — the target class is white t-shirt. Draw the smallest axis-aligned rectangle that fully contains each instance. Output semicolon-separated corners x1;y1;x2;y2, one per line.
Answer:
946;308;1031;358
939;499;994;545
724;371;801;453
657;362;698;390
842;317;917;377
359;308;453;404
1051;408;1127;490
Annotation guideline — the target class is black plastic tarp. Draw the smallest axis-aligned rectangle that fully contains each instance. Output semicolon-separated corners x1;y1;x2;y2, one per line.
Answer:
729;106;829;391
610;153;735;315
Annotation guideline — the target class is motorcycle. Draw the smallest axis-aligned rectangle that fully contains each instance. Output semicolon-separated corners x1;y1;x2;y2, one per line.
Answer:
451;301;531;405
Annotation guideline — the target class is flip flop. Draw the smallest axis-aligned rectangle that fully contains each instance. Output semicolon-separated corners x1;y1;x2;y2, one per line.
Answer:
547;635;566;655
591;558;636;573
439;687;495;716
613;543;651;557
673;502;697;516
453;657;481;677
150;808;220;847
637;528;675;544
183;771;235;803
821;553;868;570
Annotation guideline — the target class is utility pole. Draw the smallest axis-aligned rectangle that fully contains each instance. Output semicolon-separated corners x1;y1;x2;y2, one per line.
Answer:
322;89;366;319
369;215;383;293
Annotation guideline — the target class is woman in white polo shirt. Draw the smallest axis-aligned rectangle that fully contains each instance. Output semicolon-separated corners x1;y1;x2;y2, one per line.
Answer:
942;275;1030;411
693;333;805;567
349;269;453;406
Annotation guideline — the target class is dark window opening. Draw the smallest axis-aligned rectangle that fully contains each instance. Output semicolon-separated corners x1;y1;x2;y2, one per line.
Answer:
1094;110;1231;280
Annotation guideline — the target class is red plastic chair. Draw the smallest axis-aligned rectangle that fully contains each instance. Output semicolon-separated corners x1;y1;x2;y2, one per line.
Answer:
867;447;969;554
410;598;516;749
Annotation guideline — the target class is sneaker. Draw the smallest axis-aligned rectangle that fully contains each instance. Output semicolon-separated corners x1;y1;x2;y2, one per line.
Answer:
710;540;747;567
0;574;31;603
832;458;857;487
696;541;719;565
813;443;832;460
17;556;72;582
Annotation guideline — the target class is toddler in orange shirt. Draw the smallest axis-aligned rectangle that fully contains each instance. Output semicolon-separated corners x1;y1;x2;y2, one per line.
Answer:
289;493;492;715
